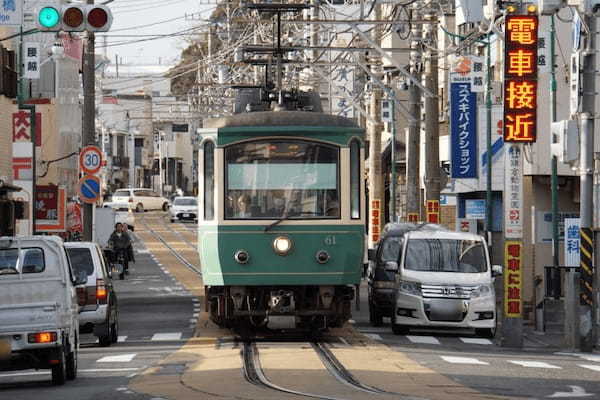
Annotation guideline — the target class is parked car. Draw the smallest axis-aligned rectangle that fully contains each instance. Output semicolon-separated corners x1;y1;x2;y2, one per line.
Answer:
0;236;84;385
388;228;502;338
367;223;417;326
169;196;198;223
64;242;119;347
111;188;170;213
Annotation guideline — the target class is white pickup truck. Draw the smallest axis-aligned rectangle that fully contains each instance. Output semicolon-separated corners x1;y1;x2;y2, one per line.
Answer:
0;236;85;385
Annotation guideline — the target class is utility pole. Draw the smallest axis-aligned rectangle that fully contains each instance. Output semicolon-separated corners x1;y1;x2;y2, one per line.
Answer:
406;5;421;223
82;0;96;242
423;11;440;223
578;12;596;353
127;112;134;188
367;3;384;248
550;15;561;300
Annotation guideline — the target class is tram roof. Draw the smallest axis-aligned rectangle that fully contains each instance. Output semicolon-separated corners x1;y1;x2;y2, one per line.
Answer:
204;111;362;131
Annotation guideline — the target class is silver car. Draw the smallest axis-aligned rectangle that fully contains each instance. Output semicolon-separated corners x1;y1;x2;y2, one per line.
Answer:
169;196;198;223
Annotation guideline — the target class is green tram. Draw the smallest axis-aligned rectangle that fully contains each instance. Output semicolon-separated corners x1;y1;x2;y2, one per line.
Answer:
197;110;365;331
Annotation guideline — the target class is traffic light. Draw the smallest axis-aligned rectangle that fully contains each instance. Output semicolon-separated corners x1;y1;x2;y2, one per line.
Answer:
36;4;112;32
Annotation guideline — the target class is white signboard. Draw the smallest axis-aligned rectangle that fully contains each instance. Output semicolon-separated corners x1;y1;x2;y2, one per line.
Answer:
537;32;550;74
24;43;40;80
0;0;22;26
504;144;523;238
564;218;581;267
449;55;485;93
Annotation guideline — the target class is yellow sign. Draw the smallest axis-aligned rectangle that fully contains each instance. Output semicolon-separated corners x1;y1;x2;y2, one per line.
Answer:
504;240;523;318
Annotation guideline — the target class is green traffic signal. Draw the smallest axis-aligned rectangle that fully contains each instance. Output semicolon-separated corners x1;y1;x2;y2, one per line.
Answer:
38;6;60;29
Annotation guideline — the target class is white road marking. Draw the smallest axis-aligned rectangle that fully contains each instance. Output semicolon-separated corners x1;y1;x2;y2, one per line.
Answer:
81;368;139;373
460;337;493;345
579;364;600;372
441;356;489;365
339;337;350;346
118;335;128;343
358;327;389;334
547;385;595;398
348;319;356;324
407;335;440;345
151;332;182;341
192;313;199;317
136;249;150;254
509;361;561;369
97;353;137;363
364;333;382;341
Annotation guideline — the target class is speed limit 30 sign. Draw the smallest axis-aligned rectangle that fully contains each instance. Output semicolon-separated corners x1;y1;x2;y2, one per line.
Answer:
79;145;103;175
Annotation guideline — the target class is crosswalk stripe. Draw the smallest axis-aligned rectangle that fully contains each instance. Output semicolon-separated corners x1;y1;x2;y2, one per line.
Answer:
509;361;561;369
151;332;182;341
97;354;137;363
364;333;382;341
117;336;128;343
460;337;493;345
580;364;600;372
441;356;489;365
407;335;440;345
358;327;389;334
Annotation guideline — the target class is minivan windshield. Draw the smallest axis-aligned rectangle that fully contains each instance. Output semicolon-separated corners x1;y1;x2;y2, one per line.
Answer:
173;198;197;206
404;239;487;273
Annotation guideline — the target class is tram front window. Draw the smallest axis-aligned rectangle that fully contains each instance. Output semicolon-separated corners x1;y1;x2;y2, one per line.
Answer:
225;140;340;219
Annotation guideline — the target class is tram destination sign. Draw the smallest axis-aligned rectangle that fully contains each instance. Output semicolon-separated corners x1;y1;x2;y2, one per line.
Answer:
503;14;539;143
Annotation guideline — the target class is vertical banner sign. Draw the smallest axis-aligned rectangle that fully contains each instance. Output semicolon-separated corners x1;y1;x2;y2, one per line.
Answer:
426;200;440;224
504;240;523;317
504;15;539;143
564;218;581;267
450;83;477;178
24;43;40;80
370;199;381;243
504;145;523;238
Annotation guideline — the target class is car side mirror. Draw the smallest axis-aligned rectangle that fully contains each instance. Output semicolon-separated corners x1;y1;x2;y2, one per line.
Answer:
367;248;376;261
385;261;399;272
492;265;503;277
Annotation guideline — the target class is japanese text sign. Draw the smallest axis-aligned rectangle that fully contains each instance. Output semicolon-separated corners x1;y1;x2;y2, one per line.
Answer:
24;43;40;80
426;200;440;224
504;240;523;318
450;83;477;178
564;218;581;267
370;199;381;243
504;144;523;238
504;15;538;143
36;185;59;221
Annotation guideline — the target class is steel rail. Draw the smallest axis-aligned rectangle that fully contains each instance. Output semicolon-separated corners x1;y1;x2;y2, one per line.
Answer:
241;342;348;400
138;215;202;276
311;342;389;395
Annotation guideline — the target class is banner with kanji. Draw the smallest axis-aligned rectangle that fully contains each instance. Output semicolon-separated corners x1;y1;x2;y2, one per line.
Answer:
450;82;477;178
504;240;523;318
504;15;538;143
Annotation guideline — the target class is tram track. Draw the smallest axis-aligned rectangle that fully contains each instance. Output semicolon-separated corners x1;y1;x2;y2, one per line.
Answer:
138;214;202;276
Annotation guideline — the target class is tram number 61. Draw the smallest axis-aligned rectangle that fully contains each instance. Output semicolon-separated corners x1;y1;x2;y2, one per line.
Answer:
324;235;337;246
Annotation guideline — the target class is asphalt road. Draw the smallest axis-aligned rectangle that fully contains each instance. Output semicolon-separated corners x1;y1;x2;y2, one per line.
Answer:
0;231;197;400
2;214;599;400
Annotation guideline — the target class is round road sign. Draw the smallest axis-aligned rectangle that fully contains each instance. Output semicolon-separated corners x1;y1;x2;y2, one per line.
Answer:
79;145;103;175
78;175;101;204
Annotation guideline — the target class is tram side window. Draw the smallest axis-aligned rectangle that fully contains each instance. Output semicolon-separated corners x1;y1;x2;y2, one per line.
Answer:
204;141;215;220
350;140;360;219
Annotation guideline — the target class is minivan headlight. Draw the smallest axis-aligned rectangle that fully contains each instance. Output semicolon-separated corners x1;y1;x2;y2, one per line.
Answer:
471;284;493;298
398;280;421;296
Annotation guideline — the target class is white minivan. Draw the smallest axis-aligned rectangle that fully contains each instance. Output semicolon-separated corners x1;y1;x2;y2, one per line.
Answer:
388;229;502;338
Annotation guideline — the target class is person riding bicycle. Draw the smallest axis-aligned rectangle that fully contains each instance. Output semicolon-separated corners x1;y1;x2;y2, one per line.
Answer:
108;222;135;276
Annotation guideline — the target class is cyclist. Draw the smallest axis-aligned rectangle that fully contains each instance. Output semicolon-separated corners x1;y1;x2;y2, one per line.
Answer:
108;222;135;278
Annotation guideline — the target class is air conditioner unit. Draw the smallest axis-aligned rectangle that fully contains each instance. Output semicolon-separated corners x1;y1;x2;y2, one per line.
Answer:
551;120;579;164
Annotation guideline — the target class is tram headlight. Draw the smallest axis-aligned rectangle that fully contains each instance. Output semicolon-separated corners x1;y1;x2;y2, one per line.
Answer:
234;250;250;264
273;236;293;256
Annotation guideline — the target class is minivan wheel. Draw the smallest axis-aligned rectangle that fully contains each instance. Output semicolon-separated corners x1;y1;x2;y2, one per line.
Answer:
110;312;119;343
162;202;169;211
135;203;144;213
475;328;495;339
51;347;67;385
391;314;409;335
369;303;383;327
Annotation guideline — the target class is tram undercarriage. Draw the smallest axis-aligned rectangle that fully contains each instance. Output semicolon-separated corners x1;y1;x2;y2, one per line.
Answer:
206;285;354;330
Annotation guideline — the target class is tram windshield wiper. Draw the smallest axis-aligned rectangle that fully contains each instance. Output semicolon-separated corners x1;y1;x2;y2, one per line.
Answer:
264;214;292;232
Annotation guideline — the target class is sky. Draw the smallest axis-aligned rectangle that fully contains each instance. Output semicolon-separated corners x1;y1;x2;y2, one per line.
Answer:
102;0;217;66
